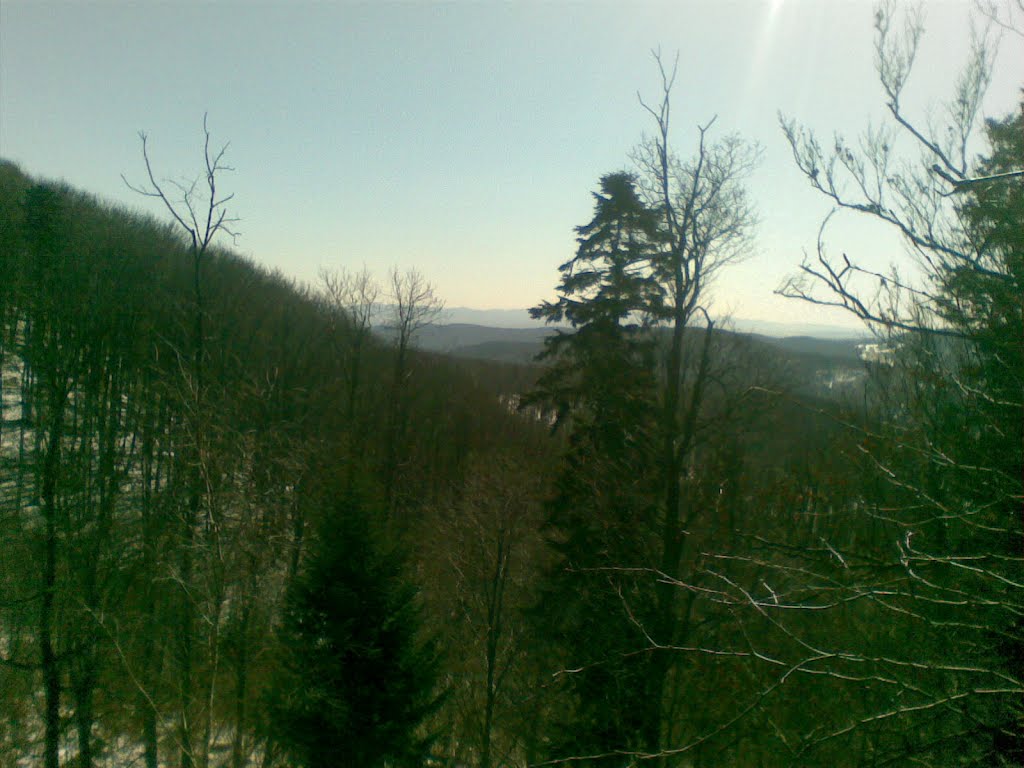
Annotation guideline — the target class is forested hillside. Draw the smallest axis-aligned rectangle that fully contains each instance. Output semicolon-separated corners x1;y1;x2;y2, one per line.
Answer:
0;154;856;767
1;4;1021;767
0;157;558;767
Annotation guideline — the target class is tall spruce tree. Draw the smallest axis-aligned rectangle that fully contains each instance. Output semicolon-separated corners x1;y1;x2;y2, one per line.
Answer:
528;172;663;763
267;499;442;768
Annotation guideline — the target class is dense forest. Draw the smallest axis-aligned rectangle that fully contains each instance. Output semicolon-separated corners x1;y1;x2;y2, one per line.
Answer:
1;6;1021;768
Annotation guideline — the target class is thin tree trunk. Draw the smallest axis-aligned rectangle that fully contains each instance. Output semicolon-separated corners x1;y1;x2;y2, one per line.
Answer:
230;604;251;768
73;368;122;768
74;674;95;768
181;241;205;768
646;314;715;759
344;334;365;494
481;530;510;768
383;341;408;517
141;515;161;768
197;592;224;768
178;504;196;768
40;381;67;768
140;396;164;768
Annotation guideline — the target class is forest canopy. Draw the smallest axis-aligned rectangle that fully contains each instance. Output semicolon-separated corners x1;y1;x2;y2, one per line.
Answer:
0;3;1021;767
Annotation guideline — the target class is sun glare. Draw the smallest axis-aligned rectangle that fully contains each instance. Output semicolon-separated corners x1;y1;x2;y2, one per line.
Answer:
739;0;784;112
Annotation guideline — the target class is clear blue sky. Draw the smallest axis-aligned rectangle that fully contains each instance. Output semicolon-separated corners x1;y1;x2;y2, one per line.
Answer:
2;1;1021;328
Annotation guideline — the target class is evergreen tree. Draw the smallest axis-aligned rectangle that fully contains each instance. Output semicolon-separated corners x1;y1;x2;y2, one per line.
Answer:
529;171;662;437
938;103;1023;763
528;172;663;764
267;500;442;768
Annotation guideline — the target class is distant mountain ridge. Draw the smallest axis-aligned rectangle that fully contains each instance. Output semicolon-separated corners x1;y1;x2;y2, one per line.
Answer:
409;323;871;393
440;307;866;340
414;323;553;353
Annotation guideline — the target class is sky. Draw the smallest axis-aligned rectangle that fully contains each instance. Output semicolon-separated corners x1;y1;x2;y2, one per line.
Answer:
2;0;1022;330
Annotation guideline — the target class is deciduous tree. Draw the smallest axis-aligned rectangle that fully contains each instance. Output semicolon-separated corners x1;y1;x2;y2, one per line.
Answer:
762;3;1024;762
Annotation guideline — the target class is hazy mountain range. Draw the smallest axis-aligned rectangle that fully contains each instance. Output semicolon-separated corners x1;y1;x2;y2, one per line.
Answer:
438;307;866;340
406;321;872;404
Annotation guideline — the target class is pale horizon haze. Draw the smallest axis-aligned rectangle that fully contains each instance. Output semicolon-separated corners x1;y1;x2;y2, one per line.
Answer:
2;0;1022;330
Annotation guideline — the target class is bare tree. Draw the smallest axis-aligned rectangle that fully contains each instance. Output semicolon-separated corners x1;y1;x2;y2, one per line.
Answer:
777;0;998;334
124;113;238;768
417;454;549;768
318;266;381;487
383;268;443;518
389;267;444;369
977;0;1024;37
633;51;760;760
728;2;1024;762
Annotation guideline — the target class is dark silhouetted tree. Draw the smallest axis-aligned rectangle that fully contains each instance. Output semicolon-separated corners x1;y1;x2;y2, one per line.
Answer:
268;500;443;768
124;114;238;768
529;56;760;760
527;171;663;764
383;268;443;519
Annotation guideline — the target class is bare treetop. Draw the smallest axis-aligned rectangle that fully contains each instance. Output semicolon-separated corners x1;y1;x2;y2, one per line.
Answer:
122;113;239;254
